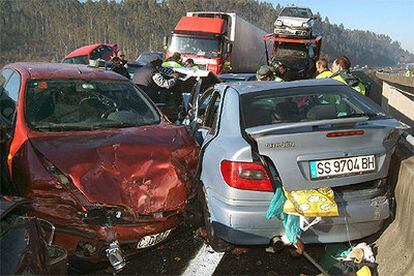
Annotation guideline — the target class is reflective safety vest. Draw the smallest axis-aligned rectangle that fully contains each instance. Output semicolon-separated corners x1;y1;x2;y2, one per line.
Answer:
330;71;366;95
316;70;332;79
162;61;182;68
274;76;283;82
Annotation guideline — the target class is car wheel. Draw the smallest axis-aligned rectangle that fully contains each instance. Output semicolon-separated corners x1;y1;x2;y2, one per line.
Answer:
199;186;232;253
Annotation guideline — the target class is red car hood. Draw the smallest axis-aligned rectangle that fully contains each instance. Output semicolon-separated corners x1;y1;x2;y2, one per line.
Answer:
28;124;199;214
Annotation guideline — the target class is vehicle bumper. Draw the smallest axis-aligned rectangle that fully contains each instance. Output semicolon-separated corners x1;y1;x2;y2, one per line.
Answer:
208;180;392;245
274;27;311;37
53;215;181;262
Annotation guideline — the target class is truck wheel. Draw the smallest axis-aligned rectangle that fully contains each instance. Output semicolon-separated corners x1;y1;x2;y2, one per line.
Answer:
199;186;232;253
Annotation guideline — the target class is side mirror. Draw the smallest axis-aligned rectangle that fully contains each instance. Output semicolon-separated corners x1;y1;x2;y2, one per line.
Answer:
226;43;233;54
163;36;169;48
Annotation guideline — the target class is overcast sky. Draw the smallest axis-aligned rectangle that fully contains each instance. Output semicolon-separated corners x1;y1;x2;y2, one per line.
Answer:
270;0;414;54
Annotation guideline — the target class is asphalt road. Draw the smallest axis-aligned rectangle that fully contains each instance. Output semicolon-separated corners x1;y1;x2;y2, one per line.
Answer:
77;228;326;276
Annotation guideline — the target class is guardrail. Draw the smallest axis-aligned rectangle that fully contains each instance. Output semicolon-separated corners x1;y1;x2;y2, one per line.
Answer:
376;71;414;88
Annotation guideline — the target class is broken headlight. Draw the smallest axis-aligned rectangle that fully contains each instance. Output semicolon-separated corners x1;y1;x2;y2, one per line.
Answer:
274;20;283;27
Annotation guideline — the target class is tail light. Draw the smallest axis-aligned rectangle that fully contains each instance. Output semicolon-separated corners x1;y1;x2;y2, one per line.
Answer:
327;130;364;137
220;160;273;192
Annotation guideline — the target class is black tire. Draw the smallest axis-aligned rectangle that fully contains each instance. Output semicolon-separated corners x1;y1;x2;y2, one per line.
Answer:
198;186;232;253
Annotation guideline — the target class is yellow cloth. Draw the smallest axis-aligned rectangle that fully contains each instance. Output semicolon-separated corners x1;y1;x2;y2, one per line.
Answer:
357;266;371;276
283;187;339;217
316;70;332;79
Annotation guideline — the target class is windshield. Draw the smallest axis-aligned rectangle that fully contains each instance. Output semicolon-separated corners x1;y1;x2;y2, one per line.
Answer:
276;43;308;59
169;35;221;56
280;7;312;18
137;52;163;63
26;79;160;132
241;85;387;128
63;55;89;64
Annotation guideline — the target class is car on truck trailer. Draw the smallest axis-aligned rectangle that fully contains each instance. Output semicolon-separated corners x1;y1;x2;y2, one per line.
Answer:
165;12;268;74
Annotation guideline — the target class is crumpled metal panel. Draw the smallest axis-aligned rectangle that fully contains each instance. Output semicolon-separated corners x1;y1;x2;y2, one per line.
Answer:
27;123;199;215
11;122;198;261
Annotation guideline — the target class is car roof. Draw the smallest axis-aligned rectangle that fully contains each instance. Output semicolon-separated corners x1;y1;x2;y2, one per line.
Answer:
217;78;344;95
10;62;127;81
64;43;115;59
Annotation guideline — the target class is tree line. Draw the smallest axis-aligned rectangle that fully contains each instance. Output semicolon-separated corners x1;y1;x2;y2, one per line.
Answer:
1;0;413;67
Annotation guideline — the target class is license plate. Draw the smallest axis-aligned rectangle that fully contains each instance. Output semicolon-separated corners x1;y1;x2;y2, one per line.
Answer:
137;229;172;249
310;155;376;179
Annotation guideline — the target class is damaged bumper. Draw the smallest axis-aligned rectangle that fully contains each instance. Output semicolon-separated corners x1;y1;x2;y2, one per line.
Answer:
52;214;181;263
274;26;311;37
208;179;392;245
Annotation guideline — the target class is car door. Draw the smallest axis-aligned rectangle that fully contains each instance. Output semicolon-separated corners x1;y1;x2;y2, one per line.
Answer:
195;90;221;146
0;68;21;194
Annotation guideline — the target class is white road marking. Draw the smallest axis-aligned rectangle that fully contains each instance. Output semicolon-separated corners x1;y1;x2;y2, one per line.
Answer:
182;243;225;276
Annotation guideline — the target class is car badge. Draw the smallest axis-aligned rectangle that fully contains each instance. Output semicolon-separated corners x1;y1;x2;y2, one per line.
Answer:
265;141;296;149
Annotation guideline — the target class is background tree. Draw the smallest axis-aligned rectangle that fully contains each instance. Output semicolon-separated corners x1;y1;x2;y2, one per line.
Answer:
0;0;412;66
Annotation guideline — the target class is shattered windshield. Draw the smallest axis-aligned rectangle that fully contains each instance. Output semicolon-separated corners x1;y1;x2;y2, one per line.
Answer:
25;79;160;132
275;43;308;59
169;35;221;57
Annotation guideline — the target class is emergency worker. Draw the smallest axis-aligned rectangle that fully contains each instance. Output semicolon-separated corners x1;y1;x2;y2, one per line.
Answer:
315;58;332;79
110;56;130;79
256;65;282;81
184;58;199;69
271;61;296;81
162;52;183;68
132;57;179;99
330;56;367;95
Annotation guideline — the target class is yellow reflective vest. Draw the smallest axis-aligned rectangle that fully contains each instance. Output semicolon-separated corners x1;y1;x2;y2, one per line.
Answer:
316;70;333;79
330;71;367;95
162;61;182;68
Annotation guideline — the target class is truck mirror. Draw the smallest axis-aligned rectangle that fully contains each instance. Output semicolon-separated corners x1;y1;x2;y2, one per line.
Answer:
163;36;168;47
226;43;233;54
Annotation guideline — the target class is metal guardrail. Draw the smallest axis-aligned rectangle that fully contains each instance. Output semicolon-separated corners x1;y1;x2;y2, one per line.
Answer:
376;71;414;88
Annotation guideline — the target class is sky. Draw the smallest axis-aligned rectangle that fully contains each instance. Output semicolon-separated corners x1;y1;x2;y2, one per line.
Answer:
270;0;414;54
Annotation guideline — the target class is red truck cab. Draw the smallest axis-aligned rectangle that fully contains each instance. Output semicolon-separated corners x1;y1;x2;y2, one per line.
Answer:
63;43;118;64
165;16;226;73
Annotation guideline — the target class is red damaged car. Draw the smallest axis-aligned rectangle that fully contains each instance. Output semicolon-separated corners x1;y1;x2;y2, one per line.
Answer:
0;63;199;269
62;43;117;65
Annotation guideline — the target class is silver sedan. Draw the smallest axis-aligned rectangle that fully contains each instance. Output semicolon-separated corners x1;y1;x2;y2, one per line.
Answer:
187;79;403;251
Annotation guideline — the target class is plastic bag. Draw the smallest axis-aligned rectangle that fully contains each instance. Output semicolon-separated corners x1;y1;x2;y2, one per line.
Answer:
283;187;339;217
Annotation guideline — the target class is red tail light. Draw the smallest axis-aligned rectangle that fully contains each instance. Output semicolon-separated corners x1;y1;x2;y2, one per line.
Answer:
220;160;273;192
327;130;364;137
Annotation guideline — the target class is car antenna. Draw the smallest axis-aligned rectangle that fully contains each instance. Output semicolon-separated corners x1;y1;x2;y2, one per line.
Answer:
78;67;83;74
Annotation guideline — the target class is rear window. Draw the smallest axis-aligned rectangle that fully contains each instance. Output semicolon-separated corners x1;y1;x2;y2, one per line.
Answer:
25;79;160;132
240;85;386;128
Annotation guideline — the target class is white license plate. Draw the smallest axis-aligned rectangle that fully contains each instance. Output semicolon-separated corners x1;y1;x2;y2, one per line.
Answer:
137;229;172;249
310;155;376;179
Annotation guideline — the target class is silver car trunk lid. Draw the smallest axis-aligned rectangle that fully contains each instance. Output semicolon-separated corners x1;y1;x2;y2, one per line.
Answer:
246;118;400;191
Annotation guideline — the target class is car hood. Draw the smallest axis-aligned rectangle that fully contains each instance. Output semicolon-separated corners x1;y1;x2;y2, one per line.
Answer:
28;124;199;214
